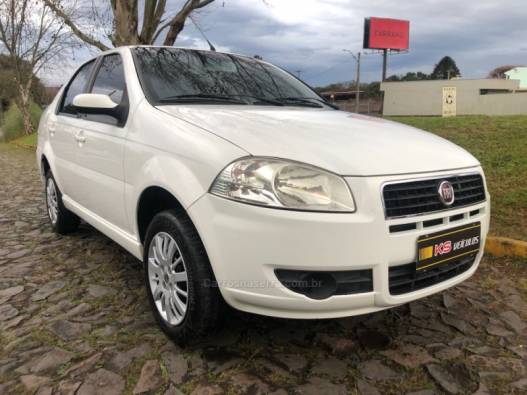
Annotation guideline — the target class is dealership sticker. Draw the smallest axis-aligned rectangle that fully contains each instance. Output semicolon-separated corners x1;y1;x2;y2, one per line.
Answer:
417;222;481;270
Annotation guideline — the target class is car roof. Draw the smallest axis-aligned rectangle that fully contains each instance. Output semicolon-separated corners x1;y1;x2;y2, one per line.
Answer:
114;45;256;61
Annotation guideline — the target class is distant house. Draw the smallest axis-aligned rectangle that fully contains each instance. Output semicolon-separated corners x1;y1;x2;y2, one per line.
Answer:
504;67;527;89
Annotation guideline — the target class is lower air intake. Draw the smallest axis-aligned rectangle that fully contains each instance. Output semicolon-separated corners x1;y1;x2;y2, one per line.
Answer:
275;269;373;300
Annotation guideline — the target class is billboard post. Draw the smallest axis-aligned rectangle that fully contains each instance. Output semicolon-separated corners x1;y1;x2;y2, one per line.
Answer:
382;49;388;81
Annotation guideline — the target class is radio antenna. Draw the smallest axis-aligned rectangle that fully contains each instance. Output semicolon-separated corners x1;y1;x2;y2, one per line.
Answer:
189;15;216;52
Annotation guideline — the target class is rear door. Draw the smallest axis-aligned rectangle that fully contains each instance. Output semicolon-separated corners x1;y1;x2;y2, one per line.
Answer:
51;60;96;195
70;53;130;231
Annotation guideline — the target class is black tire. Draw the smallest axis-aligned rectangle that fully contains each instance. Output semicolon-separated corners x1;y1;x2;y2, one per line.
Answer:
44;170;80;234
143;209;224;343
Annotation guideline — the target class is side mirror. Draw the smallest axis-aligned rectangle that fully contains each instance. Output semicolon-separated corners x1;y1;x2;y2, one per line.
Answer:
72;93;119;117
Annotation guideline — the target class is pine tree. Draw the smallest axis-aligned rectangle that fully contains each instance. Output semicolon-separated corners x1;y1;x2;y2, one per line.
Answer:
431;56;461;80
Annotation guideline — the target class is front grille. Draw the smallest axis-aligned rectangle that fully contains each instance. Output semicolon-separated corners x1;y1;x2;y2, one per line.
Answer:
383;174;485;218
389;254;476;295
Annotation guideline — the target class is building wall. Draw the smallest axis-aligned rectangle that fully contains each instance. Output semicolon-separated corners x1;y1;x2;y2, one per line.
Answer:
474;91;527;115
505;67;527;88
380;79;527;116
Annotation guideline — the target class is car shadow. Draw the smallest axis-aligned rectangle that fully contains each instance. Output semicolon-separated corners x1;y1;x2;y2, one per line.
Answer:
71;221;451;358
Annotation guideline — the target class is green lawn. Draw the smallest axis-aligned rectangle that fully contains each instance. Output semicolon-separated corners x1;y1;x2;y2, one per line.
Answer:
392;115;527;241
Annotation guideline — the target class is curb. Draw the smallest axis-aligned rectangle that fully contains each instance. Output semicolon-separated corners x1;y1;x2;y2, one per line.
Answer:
485;236;527;258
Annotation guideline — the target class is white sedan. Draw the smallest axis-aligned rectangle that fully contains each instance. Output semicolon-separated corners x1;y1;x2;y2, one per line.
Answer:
36;46;490;342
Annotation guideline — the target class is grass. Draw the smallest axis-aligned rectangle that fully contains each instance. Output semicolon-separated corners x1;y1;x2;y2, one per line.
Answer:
391;115;527;241
10;132;37;149
1;102;42;141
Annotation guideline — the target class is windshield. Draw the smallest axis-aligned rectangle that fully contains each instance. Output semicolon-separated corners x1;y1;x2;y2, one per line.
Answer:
132;47;325;106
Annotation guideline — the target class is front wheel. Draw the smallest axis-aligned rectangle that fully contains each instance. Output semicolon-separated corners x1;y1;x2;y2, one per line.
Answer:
143;210;224;343
45;170;80;234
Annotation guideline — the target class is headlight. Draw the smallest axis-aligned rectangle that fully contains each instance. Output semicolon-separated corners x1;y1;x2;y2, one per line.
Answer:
210;158;356;212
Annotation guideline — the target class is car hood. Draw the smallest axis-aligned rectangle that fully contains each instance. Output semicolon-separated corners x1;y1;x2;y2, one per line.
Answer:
157;106;480;176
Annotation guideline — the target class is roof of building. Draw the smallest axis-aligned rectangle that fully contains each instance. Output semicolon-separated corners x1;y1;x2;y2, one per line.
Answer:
505;66;527;75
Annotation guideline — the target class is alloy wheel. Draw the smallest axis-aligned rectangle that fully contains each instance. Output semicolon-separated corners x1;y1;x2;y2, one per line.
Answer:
46;178;59;225
147;232;189;325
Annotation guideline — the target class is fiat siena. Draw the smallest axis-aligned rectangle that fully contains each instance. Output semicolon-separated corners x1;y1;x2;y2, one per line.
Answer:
36;46;490;341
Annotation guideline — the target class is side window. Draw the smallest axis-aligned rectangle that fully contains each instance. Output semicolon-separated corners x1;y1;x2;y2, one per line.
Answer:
91;54;126;105
59;60;95;114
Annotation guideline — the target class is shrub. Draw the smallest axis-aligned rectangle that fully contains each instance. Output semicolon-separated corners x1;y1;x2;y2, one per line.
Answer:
1;102;42;141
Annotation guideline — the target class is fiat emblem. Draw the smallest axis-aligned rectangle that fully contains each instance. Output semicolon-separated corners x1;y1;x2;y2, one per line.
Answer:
438;180;455;206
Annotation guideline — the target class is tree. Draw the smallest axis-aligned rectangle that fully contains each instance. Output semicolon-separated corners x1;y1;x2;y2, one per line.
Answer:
43;0;218;50
431;56;460;80
0;55;46;112
363;82;381;99
386;71;430;82
0;0;76;134
314;81;354;93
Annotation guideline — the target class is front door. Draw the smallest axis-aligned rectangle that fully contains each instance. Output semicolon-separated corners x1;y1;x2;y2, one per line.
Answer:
51;60;96;197
70;53;130;232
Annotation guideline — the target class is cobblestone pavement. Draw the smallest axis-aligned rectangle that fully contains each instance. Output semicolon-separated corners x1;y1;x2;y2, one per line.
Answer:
1;144;526;395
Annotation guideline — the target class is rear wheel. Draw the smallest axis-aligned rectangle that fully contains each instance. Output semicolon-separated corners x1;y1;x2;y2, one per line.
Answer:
45;170;80;234
144;210;223;342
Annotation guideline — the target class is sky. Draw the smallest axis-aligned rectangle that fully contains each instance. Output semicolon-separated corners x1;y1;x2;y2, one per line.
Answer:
45;0;527;87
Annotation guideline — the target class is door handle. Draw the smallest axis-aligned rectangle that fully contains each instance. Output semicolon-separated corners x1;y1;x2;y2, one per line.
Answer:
74;130;86;144
49;127;56;137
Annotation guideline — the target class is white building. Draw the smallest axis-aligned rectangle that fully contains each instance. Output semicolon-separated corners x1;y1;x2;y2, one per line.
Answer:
504;67;527;89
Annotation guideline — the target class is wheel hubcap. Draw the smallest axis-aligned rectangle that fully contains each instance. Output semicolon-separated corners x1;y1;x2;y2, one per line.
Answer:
46;178;59;225
147;232;189;325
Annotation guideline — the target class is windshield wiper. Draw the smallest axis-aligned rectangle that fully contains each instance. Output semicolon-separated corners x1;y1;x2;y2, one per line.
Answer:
158;94;247;105
273;97;324;108
301;97;340;110
275;97;338;109
232;95;284;106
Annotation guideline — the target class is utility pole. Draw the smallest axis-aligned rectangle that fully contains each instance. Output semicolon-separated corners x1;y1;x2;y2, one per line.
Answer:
343;50;362;113
295;70;303;79
355;52;361;113
380;49;389;116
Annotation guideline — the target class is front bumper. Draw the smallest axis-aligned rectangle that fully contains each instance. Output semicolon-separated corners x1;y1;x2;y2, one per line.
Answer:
188;167;490;319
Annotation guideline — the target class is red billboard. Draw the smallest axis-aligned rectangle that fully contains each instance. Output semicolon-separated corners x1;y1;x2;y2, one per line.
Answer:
363;17;410;50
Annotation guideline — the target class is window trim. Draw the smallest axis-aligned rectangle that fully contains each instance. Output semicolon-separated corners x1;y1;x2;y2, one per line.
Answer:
56;58;98;117
130;48;153;105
